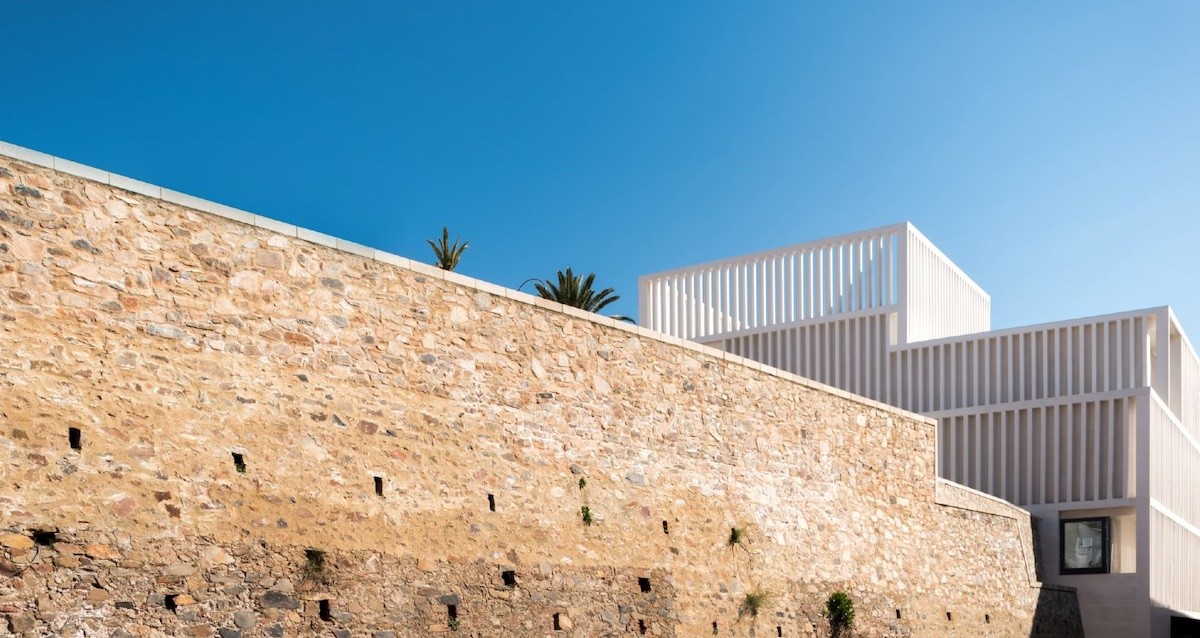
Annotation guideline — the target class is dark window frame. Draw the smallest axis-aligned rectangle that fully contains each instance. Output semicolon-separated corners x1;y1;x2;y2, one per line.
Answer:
1059;516;1111;575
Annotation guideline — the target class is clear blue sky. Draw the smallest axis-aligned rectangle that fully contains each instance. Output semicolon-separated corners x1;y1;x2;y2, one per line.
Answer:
3;3;1198;334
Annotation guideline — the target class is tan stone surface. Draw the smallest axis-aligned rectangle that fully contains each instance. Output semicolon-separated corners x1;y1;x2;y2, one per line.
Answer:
0;156;1081;636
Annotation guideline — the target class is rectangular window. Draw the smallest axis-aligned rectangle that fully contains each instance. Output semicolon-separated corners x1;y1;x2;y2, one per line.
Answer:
1060;517;1110;574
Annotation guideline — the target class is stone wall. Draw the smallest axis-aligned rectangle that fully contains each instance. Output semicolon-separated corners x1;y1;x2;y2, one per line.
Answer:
0;152;1081;637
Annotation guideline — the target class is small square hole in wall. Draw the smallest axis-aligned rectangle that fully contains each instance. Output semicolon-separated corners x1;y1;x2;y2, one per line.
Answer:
777;626;783;637
319;599;332;621
487;493;495;512
447;604;458;625
231;452;246;473
31;530;56;546
896;609;902;619
712;621;718;635
374;476;384;496
501;570;516;588
985;614;991;624
553;613;561;631
638;619;647;634
638;577;651;593
662;520;669;534
164;594;178;611
68;427;81;451
946;612;953;621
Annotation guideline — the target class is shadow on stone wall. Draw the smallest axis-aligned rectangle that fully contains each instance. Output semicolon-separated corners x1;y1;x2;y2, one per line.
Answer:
1030;585;1085;638
1029;515;1045;583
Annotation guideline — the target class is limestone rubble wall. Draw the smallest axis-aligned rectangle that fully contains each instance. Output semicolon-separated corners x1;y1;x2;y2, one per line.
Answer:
0;154;1081;637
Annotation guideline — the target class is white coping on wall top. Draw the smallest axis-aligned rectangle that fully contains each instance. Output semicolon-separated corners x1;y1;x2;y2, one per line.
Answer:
0;139;935;426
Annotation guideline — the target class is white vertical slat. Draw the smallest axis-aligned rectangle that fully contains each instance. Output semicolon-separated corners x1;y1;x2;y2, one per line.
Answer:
852;317;861;394
983;411;992;494
667;275;675;337
1016;333;1025;402
974;412;983;490
783;252;793;324
826;244;836;316
1065;403;1075;501
691;268;700;338
868;314;878;398
729;265;739;332
692;271;701;339
675;274;685;338
917;347;925;413
865;238;874;309
1051;328;1060;398
858;239;867;311
1090;322;1099;394
1020;408;1031;504
1107;399;1115;499
971;340;980;408
846;242;855;313
802;249;810;320
1091;400;1101;501
667;277;675;334
1102;321;1111;392
906;348;915;412
807;249;815;321
882;234;892;307
1041;330;1050;399
768;256;777;327
1076;402;1086;500
659;279;669;333
753;260;762;330
751;260;760;330
1049;406;1059;503
808;322;815;379
801;249;809;321
983;337;991;405
684;271;693;339
1000;409;1009;501
648;279;658;332
948;416;958;484
1071;325;1080;395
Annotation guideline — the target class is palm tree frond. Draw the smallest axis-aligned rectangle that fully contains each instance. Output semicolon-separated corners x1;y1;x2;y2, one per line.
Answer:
534;267;624;315
428;226;468;271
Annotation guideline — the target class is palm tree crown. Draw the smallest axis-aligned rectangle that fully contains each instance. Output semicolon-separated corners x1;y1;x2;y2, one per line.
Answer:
533;268;620;314
427;226;468;271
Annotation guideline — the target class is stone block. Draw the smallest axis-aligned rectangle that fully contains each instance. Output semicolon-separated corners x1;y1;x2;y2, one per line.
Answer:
0;534;32;550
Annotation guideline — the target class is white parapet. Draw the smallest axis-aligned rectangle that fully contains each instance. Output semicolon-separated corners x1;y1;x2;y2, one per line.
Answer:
639;222;989;345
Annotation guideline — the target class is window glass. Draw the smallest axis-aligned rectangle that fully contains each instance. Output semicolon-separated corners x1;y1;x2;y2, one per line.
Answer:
1061;517;1110;574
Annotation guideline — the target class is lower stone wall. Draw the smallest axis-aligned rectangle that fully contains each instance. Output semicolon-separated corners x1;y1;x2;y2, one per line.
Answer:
0;153;1080;636
1;532;678;637
0;523;1076;637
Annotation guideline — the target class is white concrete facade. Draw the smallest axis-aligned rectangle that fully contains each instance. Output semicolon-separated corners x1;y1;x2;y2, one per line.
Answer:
640;222;1200;638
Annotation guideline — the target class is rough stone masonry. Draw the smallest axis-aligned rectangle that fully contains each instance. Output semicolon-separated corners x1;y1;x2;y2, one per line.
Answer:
0;152;1082;637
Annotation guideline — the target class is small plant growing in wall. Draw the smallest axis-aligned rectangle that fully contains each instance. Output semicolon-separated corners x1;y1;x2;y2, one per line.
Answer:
824;591;855;637
581;506;594;526
448;615;460;631
728;526;744;548
304;549;326;574
578;476;587;490
299;548;333;589
738;587;771;619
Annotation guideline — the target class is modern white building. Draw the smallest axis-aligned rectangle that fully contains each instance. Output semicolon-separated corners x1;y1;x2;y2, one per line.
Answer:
639;222;1200;638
